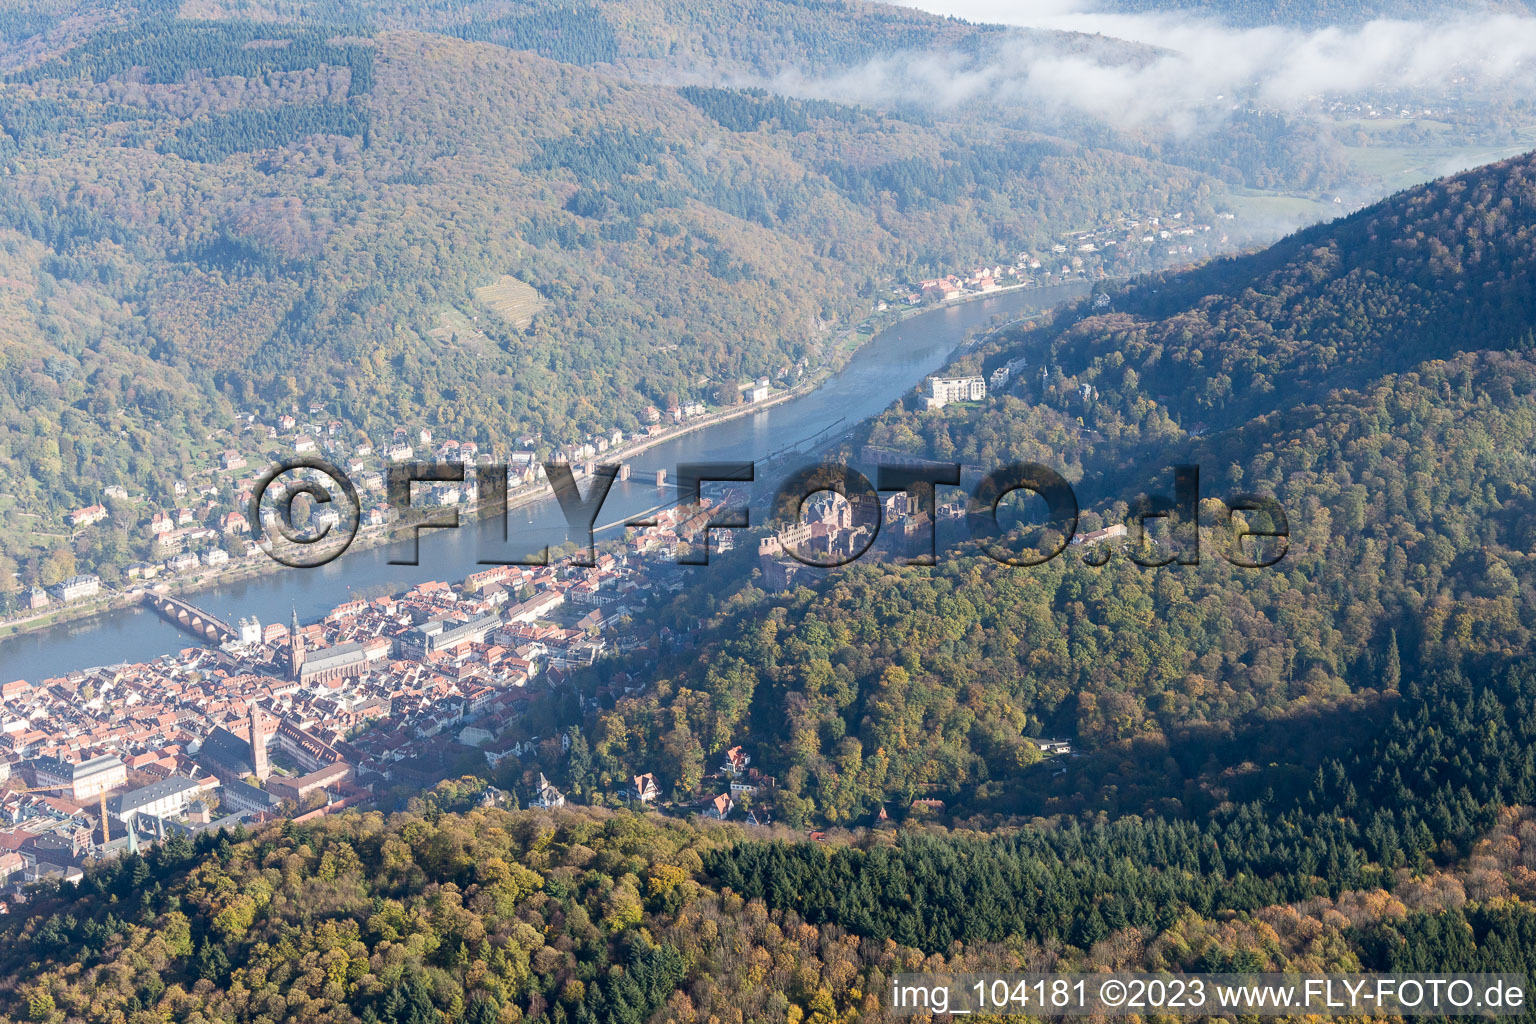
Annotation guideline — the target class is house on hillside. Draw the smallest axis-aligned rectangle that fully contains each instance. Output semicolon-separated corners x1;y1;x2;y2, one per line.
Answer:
720;746;750;776
533;772;565;809
67;505;108;529
630;772;659;805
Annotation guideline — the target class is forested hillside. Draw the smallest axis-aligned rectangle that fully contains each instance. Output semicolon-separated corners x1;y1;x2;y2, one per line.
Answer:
1015;149;1536;433
352;0;1012;75
7;683;1536;1024
6;16;1536;1017
0;0;1224;594
548;151;1536;831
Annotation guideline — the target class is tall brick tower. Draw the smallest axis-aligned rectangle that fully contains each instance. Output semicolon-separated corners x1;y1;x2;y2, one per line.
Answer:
249;703;270;782
288;605;305;682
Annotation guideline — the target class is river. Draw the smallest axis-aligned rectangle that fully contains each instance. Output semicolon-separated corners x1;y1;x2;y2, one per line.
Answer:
0;283;1086;683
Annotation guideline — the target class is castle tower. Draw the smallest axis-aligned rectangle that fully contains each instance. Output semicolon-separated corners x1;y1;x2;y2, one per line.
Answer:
288;605;305;682
249;703;270;782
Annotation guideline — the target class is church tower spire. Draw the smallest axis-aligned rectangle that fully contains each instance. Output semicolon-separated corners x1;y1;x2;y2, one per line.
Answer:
288;605;305;682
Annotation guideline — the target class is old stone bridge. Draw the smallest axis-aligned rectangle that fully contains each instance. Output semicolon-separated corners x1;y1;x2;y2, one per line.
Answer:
142;592;236;645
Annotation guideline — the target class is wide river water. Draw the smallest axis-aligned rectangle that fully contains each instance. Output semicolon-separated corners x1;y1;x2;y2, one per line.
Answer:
0;283;1086;683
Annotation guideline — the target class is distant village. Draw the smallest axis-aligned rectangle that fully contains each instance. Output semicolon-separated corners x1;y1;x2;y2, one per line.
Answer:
887;207;1230;311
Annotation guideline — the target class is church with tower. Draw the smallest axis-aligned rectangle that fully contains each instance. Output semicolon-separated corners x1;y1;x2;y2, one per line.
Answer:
282;605;371;686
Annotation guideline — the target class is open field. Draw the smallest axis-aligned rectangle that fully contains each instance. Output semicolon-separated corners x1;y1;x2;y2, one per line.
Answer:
1335;120;1536;193
473;275;547;329
1224;190;1341;232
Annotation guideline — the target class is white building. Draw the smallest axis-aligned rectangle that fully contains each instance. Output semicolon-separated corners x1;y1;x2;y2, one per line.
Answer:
923;376;986;410
1070;523;1128;547
31;754;125;800
533;772;566;809
112;776;204;825
55;574;102;602
166;552;198;572
458;725;496;748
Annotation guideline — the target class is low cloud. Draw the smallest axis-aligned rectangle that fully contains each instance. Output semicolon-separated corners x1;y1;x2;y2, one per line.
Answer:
755;1;1536;133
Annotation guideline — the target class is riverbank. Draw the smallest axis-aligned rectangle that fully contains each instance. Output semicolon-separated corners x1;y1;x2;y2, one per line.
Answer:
0;282;1090;681
2;284;1068;647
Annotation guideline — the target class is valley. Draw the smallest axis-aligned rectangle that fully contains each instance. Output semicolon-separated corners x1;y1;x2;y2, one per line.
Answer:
2;2;1536;1022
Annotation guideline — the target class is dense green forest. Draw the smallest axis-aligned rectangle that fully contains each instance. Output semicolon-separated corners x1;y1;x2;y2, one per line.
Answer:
5;653;1536;1022
510;153;1536;837
160;0;1011;77
706;659;1536;951
1008;149;1536;433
